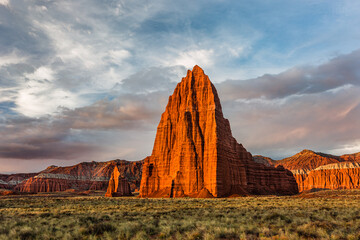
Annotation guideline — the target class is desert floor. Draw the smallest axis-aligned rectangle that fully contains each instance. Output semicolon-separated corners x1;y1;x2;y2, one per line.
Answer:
0;190;360;240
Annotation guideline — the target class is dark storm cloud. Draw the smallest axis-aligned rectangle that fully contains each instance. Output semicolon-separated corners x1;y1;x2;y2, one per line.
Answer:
217;49;360;101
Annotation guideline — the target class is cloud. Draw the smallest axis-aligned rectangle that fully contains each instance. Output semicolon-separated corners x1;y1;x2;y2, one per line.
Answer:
172;49;215;68
0;50;27;67
15;78;87;118
217;49;360;101
0;0;9;7
60;94;160;130
0;115;99;160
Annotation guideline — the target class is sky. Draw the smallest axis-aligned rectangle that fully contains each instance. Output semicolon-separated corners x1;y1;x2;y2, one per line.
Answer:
0;0;360;173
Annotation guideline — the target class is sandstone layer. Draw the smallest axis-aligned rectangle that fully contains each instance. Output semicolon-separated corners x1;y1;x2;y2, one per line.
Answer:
140;65;298;198
105;166;132;197
16;160;142;193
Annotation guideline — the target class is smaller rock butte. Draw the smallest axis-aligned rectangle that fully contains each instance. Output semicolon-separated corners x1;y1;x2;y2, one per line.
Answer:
140;65;298;198
105;166;132;197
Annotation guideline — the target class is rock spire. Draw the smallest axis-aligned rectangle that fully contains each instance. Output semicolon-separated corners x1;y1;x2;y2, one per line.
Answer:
140;66;298;197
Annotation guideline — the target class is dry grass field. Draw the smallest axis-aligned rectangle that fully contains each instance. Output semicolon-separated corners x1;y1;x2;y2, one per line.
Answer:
0;190;360;239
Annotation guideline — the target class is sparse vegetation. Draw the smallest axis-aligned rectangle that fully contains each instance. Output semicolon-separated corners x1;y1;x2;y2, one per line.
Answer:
0;190;360;239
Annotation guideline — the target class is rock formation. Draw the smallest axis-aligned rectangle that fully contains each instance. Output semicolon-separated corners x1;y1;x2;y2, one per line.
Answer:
261;150;360;192
16;160;142;193
105;166;132;197
139;65;298;198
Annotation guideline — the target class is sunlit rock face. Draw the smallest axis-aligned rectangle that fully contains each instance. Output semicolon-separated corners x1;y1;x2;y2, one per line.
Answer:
105;166;132;197
140;65;298;198
295;162;360;191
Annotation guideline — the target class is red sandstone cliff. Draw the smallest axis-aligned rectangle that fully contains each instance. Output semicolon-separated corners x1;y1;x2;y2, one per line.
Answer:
299;162;360;191
105;166;132;197
139;65;298;198
15;160;142;193
259;150;360;192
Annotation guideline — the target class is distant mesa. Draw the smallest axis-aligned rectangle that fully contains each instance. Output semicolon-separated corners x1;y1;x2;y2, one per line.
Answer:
14;160;142;194
256;150;360;192
105;166;132;197
139;65;298;198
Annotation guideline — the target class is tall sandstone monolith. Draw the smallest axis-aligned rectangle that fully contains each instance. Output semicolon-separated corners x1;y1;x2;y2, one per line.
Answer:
139;65;298;198
105;166;132;197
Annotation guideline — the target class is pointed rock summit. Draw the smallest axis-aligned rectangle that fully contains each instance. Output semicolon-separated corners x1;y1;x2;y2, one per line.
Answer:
140;66;298;197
